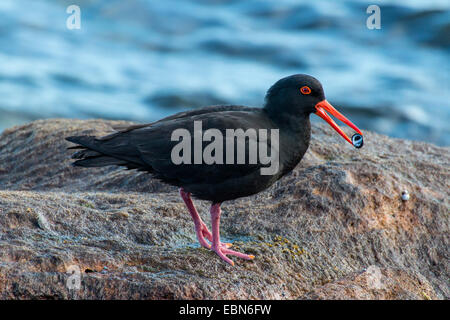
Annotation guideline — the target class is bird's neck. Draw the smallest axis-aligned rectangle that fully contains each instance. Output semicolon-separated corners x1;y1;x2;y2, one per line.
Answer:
263;108;311;142
262;109;311;177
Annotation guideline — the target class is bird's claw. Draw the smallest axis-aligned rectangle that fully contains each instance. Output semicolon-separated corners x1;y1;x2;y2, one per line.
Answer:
211;245;255;266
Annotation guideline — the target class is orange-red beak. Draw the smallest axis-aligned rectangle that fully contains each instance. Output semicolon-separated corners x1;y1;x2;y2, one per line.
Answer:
315;100;363;147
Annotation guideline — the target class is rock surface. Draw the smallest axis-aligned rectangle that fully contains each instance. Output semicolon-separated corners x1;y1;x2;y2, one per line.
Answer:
0;119;448;299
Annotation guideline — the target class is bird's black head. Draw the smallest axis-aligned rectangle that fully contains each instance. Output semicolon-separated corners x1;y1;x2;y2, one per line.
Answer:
264;74;363;148
264;74;325;115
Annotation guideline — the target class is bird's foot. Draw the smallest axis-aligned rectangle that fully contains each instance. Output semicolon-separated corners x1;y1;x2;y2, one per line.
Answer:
211;245;255;266
179;188;232;250
195;223;232;249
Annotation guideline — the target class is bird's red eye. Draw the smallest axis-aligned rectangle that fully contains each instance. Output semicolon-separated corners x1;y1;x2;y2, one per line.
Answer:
300;86;311;95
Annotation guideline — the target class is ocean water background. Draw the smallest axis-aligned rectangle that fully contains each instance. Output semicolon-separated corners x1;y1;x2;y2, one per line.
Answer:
0;0;449;145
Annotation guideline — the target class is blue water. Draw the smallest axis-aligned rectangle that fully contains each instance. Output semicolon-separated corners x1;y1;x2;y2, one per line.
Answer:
0;0;449;145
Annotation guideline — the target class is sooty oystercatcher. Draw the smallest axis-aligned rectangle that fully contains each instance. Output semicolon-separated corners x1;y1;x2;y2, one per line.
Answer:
66;74;363;265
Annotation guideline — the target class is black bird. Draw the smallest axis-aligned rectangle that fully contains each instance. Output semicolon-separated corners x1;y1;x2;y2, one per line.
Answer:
66;74;363;265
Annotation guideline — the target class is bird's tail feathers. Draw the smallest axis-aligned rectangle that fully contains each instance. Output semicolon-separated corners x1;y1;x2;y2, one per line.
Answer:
72;156;128;167
66;135;115;168
65;135;148;170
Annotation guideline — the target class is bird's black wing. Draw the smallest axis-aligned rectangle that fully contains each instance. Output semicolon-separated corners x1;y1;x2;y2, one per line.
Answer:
66;105;274;179
142;110;276;179
66;105;254;169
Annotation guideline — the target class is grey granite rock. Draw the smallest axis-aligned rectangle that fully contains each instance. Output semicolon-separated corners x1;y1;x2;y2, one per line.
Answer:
0;119;448;299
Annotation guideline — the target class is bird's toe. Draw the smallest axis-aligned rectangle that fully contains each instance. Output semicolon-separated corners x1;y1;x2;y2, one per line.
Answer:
222;242;233;248
222;247;255;260
211;246;255;266
212;247;235;266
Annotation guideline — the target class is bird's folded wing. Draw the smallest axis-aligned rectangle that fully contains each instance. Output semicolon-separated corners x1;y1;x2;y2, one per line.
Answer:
127;110;277;185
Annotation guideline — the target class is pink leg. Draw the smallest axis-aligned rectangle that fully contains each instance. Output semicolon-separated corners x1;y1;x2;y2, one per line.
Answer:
179;188;231;249
210;203;255;266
